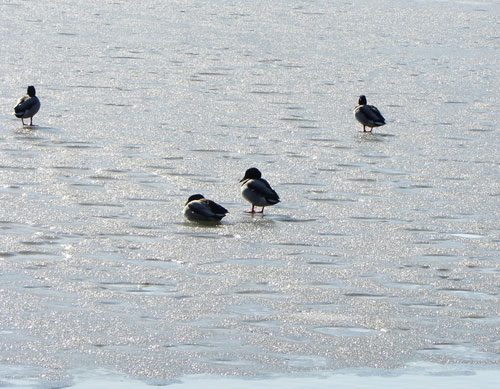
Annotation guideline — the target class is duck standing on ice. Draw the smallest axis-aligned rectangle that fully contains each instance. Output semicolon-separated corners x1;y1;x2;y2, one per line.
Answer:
240;167;280;214
14;86;40;126
353;95;385;133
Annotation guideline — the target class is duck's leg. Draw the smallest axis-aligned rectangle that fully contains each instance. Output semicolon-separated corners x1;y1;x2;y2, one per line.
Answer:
253;207;264;214
363;125;367;132
245;204;256;213
29;117;34;126
21;118;25;126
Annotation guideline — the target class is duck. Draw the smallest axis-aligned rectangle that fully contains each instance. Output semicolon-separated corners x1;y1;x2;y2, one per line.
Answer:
183;194;229;222
240;167;280;214
353;95;385;133
14;86;41;126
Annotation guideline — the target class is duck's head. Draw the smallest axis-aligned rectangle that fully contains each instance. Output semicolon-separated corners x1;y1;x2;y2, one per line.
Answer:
27;86;36;97
186;194;205;205
240;167;262;182
358;95;367;105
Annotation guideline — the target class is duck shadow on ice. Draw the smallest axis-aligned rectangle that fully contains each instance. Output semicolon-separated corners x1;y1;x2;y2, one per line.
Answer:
14;124;60;135
238;212;318;227
357;131;396;142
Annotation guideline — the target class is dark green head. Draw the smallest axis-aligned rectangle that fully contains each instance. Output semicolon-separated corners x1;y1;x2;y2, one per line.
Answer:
240;167;262;182
186;194;205;205
27;86;36;97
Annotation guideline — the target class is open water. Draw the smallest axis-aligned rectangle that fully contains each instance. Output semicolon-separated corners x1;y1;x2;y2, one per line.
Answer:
1;0;499;387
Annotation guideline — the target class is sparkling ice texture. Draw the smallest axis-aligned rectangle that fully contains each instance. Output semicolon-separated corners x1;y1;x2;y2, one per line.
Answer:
0;0;499;387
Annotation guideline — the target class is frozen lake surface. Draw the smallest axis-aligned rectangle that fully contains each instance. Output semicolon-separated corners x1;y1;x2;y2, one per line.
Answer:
1;0;499;387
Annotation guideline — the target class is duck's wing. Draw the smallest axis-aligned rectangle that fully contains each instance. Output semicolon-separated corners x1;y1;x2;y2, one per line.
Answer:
203;199;228;215
14;96;39;113
186;201;213;218
366;104;385;123
248;179;280;202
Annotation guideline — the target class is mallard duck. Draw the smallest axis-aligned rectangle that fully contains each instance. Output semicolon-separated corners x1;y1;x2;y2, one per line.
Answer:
183;194;229;222
353;95;385;133
240;167;280;214
14;86;41;126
